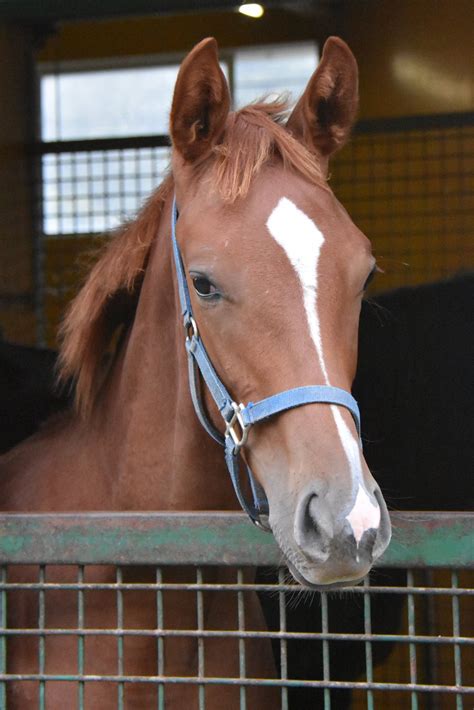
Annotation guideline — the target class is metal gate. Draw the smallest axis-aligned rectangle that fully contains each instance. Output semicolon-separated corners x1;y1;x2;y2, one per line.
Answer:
0;511;472;708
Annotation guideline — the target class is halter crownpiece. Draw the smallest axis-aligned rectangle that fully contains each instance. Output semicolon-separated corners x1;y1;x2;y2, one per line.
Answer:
171;196;361;530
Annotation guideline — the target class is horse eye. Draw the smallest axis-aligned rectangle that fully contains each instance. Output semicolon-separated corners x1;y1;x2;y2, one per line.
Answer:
192;275;218;299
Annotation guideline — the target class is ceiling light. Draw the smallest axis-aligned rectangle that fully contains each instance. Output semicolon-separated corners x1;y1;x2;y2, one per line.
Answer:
238;3;265;19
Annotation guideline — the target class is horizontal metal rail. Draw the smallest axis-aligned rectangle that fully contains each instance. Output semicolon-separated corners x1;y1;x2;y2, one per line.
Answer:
1;627;472;646
33;134;170;154
0;581;472;595
0;511;472;566
355;110;474;133
0;673;471;695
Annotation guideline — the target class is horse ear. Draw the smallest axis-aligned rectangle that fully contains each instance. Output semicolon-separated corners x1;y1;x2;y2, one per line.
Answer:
170;37;230;162
287;37;358;169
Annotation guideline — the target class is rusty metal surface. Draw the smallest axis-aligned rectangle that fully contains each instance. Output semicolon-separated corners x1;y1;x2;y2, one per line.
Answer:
0;511;472;567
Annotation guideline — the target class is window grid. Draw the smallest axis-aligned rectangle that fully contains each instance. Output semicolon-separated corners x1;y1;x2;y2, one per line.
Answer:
41;146;170;236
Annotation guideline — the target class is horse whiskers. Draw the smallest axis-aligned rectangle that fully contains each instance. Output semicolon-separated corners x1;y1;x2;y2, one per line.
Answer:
363;297;394;325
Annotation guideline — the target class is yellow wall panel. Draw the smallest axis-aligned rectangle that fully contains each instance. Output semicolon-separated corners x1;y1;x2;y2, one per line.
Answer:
340;0;474;118
43;234;105;346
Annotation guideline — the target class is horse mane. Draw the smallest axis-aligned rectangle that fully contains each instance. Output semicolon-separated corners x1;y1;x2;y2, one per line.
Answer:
58;97;325;417
204;97;325;201
57;175;173;416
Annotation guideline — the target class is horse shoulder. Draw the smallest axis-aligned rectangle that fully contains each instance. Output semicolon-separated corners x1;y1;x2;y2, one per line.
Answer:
0;412;109;511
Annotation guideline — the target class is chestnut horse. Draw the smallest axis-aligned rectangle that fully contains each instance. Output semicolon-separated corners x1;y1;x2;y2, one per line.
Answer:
0;37;391;708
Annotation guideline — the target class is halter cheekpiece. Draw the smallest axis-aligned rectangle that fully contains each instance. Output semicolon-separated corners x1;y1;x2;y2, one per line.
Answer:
171;196;361;530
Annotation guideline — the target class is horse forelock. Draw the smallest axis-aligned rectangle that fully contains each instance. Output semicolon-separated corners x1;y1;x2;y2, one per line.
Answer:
199;96;325;202
57;175;174;417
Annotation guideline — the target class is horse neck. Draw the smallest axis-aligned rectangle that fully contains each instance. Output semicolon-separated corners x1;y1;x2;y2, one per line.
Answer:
91;198;235;512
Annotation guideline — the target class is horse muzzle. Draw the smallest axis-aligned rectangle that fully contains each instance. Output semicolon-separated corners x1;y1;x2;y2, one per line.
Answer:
272;483;392;588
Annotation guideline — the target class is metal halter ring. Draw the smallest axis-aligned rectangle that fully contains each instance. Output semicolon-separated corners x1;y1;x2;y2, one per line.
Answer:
253;515;272;532
184;315;199;342
225;402;251;452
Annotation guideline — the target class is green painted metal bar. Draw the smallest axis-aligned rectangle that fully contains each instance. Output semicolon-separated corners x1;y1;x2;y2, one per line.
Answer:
278;568;288;710
237;568;247;710
0;512;472;567
77;565;85;710
407;570;419;710
421;570;437;699
0;566;6;709
363;577;374;710
155;567;165;710
321;592;331;710
196;567;205;710
451;571;463;710
38;565;46;710
116;566;124;710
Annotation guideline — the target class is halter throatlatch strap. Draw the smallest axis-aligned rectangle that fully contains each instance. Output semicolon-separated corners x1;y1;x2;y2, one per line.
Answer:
171;196;362;530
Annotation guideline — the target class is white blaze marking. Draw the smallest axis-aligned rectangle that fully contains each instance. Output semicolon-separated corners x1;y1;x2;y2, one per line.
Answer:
266;197;379;544
346;483;381;545
330;406;362;483
266;197;327;377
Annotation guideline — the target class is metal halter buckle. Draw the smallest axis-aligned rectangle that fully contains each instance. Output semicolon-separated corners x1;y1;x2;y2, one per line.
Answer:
225;402;250;452
183;315;199;342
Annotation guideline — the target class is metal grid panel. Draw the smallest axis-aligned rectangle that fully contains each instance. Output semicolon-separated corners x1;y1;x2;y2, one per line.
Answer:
40;138;170;236
331;114;474;292
0;513;472;708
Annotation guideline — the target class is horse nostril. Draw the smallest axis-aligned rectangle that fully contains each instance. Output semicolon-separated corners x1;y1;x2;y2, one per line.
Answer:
302;494;320;537
294;492;333;562
360;527;377;556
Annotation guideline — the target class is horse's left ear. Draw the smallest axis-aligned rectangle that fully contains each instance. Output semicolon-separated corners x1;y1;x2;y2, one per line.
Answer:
170;37;230;163
287;37;358;171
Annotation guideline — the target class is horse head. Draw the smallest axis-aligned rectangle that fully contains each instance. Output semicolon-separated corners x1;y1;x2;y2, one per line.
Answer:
170;37;391;588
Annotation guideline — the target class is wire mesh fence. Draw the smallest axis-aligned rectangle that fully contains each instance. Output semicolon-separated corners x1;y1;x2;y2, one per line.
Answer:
0;512;472;709
331;113;474;292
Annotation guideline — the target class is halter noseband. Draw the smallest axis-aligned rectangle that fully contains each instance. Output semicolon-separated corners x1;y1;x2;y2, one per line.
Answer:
171;197;361;530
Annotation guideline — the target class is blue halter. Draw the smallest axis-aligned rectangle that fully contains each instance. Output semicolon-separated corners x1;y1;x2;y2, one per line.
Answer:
171;197;361;530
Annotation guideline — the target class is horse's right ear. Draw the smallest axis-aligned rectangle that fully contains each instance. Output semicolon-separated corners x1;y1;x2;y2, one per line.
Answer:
170;38;230;163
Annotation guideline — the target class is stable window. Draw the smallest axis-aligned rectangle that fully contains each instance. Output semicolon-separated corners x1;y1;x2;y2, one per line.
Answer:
38;43;318;235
